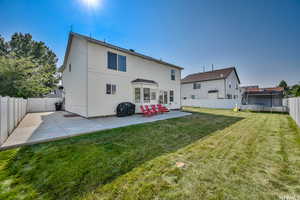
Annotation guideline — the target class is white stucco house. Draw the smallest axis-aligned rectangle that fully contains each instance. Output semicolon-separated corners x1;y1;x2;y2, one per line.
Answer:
59;32;183;118
181;67;241;100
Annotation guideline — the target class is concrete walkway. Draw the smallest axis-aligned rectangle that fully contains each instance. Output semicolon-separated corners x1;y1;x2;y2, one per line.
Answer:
1;111;191;150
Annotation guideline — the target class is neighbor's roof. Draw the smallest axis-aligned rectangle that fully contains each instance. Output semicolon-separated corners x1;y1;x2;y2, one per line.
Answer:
59;32;183;72
245;87;284;94
181;67;240;84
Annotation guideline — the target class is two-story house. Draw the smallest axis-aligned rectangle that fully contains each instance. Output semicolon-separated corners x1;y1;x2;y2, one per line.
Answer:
181;67;240;100
60;32;183;118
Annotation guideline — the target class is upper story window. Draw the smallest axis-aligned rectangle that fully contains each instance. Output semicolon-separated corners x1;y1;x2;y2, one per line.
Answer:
193;82;201;89
107;52;126;72
69;64;71;72
171;69;176;80
118;55;126;72
106;84;116;95
107;52;117;70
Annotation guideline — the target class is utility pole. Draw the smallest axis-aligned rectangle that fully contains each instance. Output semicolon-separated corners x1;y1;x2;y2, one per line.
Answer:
212;64;214;71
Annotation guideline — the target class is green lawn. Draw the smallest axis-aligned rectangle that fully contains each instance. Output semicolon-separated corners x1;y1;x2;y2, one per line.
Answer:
1;108;300;200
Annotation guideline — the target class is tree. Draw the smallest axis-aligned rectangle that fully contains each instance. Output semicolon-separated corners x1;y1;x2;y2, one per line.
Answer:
291;84;300;97
0;33;58;98
279;80;288;89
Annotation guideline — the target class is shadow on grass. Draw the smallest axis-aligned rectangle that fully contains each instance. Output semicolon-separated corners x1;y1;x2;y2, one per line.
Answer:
1;111;243;200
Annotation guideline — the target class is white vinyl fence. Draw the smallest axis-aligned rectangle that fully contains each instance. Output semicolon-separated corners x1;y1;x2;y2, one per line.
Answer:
287;97;300;127
0;96;27;145
182;99;240;109
0;97;62;145
27;98;61;112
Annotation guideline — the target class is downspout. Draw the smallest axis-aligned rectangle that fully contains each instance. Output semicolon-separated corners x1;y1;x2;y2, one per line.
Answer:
224;79;227;99
86;40;89;118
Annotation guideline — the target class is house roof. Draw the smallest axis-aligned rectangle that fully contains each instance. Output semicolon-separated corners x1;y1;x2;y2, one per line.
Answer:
245;87;284;95
131;78;158;84
181;67;240;84
59;32;183;72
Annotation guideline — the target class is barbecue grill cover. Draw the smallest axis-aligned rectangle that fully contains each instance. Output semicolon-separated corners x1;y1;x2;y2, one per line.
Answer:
116;102;136;117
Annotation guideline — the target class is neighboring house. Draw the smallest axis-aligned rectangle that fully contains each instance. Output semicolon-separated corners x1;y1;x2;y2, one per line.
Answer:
59;32;183;118
181;67;241;100
44;86;64;98
242;87;284;107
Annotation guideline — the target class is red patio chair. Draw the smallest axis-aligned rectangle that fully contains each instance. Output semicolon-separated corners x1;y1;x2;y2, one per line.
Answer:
140;105;153;117
151;105;161;114
157;104;169;112
145;105;157;115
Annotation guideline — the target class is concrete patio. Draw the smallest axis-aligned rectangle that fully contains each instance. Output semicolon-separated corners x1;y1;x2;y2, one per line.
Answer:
0;111;191;150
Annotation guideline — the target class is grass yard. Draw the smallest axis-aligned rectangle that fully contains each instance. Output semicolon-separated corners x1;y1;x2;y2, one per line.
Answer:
1;107;300;200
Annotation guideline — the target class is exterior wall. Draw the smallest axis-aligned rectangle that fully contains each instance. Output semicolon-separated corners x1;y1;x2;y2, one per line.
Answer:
224;71;240;99
181;79;225;99
62;37;88;117
87;42;181;117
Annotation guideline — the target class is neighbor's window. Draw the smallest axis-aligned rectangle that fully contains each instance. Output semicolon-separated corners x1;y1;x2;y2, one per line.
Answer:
164;91;168;104
135;88;141;103
169;90;174;102
108;52;117;70
118;55;126;72
227;94;232;99
143;88;150;103
171;69;176;80
151;91;156;100
193;82;201;89
69;64;71;72
191;95;196;99
106;84;116;95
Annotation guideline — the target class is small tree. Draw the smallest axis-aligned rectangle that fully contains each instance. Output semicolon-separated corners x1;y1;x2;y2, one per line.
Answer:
0;33;58;98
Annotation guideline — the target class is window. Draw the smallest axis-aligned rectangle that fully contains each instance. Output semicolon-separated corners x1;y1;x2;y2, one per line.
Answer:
234;95;238;99
159;91;163;104
69;64;71;72
191;95;196;99
229;83;232;88
151;91;156;100
193;82;201;89
108;52;117;70
118;55;126;72
143;88;150;103
171;69;176;80
135;88;141;103
227;94;232;99
106;84;116;95
235;84;239;90
169;90;174;102
108;52;127;72
164;91;168;104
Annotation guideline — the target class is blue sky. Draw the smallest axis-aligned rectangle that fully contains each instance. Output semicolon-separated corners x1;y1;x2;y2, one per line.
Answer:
0;0;299;87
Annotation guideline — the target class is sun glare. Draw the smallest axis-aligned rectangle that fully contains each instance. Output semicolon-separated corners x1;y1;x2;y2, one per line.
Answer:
81;0;101;9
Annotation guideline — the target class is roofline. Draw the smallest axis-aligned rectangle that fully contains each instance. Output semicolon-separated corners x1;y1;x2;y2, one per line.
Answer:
181;77;226;84
59;32;183;72
181;67;241;84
